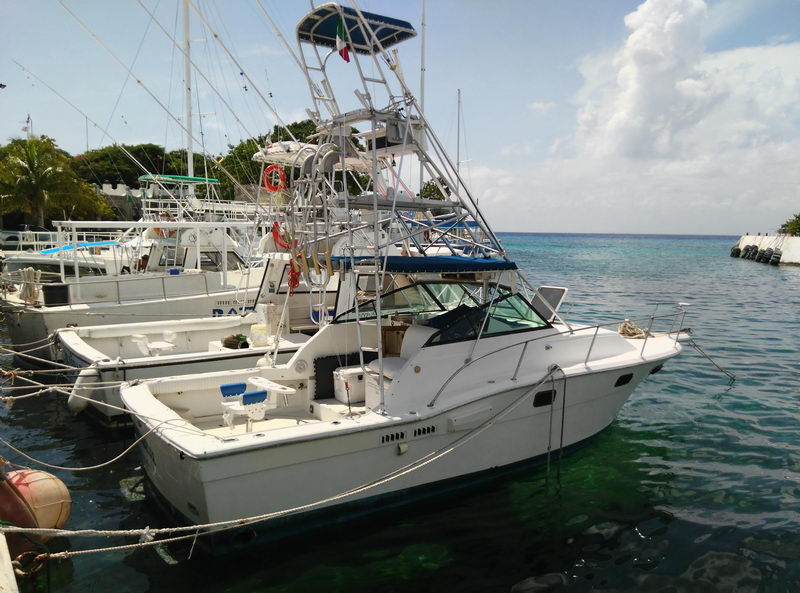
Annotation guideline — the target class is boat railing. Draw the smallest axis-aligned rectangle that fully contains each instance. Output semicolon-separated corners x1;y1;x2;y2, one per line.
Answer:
1;230;122;252
1;269;219;308
428;305;688;408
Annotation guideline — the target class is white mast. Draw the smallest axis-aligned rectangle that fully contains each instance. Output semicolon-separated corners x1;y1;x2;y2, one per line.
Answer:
183;0;194;181
418;0;426;194
456;88;461;175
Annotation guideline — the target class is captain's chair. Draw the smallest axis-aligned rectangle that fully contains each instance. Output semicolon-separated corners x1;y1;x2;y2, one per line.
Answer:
367;324;437;381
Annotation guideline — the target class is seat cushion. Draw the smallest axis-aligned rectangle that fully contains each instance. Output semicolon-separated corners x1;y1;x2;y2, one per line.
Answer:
368;357;407;380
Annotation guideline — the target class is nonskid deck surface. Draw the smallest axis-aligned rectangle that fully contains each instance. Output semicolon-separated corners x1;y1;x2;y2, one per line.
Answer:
190;400;368;438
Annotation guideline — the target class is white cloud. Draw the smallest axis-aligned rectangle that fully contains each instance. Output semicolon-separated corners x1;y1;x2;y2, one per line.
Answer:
528;101;555;113
499;142;537;156
489;0;800;233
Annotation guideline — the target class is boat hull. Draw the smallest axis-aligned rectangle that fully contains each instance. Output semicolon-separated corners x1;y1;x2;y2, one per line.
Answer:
61;346;297;423
131;360;663;537
4;287;260;365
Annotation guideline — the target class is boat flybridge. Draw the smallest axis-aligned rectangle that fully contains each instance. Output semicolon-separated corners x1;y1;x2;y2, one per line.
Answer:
2;219;266;364
119;3;686;546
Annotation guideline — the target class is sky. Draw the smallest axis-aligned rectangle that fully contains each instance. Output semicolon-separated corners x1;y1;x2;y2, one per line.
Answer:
0;0;798;235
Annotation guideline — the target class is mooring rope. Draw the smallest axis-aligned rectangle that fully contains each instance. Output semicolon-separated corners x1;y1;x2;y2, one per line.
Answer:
687;337;736;382
0;365;565;559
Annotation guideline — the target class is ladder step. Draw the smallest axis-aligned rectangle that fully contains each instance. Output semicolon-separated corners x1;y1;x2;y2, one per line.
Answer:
360;346;379;353
363;76;385;84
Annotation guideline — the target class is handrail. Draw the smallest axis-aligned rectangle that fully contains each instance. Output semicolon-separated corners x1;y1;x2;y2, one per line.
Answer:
427;307;687;408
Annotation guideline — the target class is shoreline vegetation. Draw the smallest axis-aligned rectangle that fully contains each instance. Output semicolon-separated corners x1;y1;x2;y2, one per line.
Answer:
0;120;315;227
1;126;797;236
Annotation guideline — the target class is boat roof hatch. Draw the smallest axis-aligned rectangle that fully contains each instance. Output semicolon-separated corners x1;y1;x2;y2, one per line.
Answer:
331;255;517;274
296;3;416;54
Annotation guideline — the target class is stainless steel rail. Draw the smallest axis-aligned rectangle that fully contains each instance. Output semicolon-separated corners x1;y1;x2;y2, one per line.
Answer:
428;306;687;408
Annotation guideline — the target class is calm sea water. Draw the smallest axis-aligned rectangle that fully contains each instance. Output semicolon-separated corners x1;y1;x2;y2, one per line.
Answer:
4;233;800;592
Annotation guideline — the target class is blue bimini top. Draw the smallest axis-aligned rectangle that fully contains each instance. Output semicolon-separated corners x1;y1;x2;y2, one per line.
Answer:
331;255;517;274
297;3;416;55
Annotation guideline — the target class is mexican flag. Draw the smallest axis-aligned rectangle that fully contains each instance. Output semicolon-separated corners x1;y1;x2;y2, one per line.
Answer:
336;18;350;62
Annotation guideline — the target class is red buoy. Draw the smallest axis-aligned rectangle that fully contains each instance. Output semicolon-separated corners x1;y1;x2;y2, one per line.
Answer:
0;466;39;557
8;470;71;539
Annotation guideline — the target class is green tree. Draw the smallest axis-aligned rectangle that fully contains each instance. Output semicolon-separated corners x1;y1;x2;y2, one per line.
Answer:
72;143;210;188
0;135;110;226
779;213;800;235
420;176;450;200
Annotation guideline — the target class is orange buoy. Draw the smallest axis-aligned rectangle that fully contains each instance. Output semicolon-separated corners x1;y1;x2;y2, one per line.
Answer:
153;212;177;239
8;469;71;539
0;466;39;556
262;164;287;192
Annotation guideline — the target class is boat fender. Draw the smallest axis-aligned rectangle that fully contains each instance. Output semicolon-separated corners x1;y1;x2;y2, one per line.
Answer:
8;469;71;538
67;365;100;414
0;465;39;557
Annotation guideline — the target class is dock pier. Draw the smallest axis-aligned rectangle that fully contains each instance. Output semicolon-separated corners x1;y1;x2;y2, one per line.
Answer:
732;235;800;265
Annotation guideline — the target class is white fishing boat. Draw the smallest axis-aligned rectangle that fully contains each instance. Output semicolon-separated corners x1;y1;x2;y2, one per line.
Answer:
1;220;266;364
119;3;687;546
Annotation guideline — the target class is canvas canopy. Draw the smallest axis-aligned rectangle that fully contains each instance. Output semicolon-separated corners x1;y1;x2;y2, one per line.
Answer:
296;3;416;55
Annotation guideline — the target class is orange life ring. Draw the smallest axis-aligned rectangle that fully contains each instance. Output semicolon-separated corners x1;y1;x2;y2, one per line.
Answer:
263;164;287;192
154;212;177;239
271;221;294;250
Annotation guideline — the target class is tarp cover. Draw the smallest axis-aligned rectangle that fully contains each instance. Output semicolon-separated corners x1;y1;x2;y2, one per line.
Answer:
297;3;416;55
331;255;517;273
138;174;219;184
40;241;119;254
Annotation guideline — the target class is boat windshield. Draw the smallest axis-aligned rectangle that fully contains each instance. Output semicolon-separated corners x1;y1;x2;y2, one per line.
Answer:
334;281;491;323
334;280;549;340
426;292;549;345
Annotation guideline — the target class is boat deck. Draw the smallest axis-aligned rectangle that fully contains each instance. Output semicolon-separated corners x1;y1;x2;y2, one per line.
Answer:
191;399;368;437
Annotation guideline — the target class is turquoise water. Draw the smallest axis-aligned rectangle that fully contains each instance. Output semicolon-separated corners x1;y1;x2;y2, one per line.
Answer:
4;233;800;592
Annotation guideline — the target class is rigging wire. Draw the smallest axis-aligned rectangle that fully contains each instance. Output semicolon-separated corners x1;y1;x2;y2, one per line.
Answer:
98;0;162;152
56;0;257;202
12;62;181;206
188;1;297;142
162;0;181;173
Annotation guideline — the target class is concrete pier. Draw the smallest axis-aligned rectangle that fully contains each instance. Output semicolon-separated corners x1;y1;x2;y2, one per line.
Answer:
734;235;800;265
0;534;19;593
